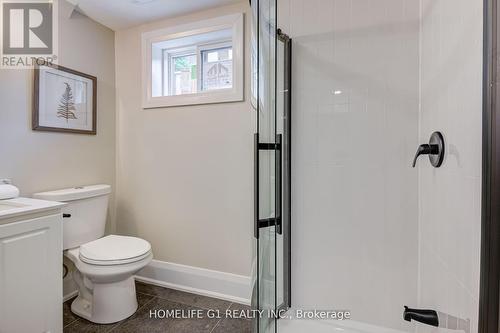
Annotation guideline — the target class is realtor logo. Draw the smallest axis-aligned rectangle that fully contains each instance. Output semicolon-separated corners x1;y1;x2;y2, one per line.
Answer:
3;2;52;54
1;0;57;68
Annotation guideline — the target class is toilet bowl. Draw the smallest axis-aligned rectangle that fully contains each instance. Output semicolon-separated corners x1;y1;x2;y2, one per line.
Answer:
66;235;153;323
33;185;153;324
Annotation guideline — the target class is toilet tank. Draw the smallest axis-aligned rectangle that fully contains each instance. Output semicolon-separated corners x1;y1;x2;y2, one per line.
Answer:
33;185;111;250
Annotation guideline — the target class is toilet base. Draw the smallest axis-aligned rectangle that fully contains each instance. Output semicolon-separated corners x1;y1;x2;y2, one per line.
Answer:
71;275;139;324
65;249;153;324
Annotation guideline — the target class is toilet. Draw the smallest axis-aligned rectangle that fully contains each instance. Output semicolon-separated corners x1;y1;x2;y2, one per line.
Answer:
33;185;153;324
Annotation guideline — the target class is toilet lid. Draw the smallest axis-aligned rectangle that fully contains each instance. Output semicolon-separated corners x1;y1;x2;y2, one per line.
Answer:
80;235;151;265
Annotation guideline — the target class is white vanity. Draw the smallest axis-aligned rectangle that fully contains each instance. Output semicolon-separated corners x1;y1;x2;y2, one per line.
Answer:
0;197;65;333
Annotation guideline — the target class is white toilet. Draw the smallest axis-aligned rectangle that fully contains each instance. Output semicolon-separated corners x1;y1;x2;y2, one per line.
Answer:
33;185;153;324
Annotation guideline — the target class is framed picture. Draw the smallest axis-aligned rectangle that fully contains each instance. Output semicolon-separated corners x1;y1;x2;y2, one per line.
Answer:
33;63;97;135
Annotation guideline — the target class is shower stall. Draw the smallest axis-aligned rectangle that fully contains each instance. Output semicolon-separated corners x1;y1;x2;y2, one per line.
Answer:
252;0;489;333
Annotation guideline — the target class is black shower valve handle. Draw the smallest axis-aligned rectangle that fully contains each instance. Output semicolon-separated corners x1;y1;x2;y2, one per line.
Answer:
412;131;445;168
412;144;439;167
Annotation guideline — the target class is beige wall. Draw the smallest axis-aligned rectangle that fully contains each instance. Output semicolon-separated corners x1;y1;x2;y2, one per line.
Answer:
0;0;116;231
115;1;253;276
0;0;116;298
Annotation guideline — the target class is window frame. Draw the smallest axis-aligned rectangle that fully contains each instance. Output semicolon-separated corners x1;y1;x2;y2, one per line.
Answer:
142;13;244;109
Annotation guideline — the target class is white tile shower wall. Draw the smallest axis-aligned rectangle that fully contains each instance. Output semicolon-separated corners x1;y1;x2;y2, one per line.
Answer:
282;0;420;330
417;1;482;332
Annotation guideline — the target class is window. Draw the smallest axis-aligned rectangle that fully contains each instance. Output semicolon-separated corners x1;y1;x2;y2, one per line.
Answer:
161;43;233;96
167;51;197;96
142;13;244;108
201;46;233;91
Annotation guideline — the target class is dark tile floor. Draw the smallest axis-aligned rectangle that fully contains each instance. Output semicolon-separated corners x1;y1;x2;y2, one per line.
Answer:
63;281;252;333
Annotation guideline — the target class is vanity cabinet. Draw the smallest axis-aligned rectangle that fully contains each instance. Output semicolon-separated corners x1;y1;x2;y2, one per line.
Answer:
0;211;63;333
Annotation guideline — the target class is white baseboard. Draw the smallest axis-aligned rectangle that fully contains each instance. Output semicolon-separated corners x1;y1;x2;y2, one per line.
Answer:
135;259;252;306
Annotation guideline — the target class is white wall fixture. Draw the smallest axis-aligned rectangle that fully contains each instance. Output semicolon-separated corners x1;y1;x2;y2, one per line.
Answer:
142;13;244;108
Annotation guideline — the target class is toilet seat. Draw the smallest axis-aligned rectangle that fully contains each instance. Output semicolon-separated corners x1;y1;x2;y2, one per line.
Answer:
79;235;152;266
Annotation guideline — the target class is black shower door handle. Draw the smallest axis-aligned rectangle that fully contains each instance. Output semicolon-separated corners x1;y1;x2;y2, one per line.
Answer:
276;134;283;235
254;133;282;238
254;133;260;238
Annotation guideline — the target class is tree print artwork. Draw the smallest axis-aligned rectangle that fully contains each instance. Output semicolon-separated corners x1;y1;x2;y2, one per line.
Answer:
33;64;96;134
57;82;77;122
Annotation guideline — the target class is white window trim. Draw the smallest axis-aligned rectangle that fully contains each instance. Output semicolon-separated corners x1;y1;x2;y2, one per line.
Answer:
142;13;244;109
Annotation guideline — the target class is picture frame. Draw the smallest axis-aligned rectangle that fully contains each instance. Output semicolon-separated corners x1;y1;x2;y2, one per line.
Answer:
33;62;97;135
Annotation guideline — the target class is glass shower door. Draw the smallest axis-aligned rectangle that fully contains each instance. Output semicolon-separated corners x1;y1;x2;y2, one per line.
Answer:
252;0;277;332
252;0;291;332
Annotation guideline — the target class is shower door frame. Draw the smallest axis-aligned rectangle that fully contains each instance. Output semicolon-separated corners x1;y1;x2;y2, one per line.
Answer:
252;0;292;331
480;0;500;332
276;28;292;312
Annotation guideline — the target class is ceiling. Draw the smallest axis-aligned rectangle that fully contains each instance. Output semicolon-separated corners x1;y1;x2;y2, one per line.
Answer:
67;0;242;31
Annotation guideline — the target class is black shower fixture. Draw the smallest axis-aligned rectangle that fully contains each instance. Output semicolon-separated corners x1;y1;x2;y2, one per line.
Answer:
412;131;445;168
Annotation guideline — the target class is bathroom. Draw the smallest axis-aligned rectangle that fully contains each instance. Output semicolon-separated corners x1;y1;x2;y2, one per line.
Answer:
0;0;496;332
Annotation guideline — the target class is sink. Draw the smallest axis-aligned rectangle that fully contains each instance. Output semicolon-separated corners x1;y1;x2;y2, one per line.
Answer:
0;201;28;211
0;197;65;222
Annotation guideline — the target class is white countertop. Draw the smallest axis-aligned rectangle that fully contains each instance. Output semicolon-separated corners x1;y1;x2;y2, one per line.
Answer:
0;197;65;221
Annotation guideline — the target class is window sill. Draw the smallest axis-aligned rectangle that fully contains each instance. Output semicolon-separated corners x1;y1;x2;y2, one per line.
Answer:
142;88;243;109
